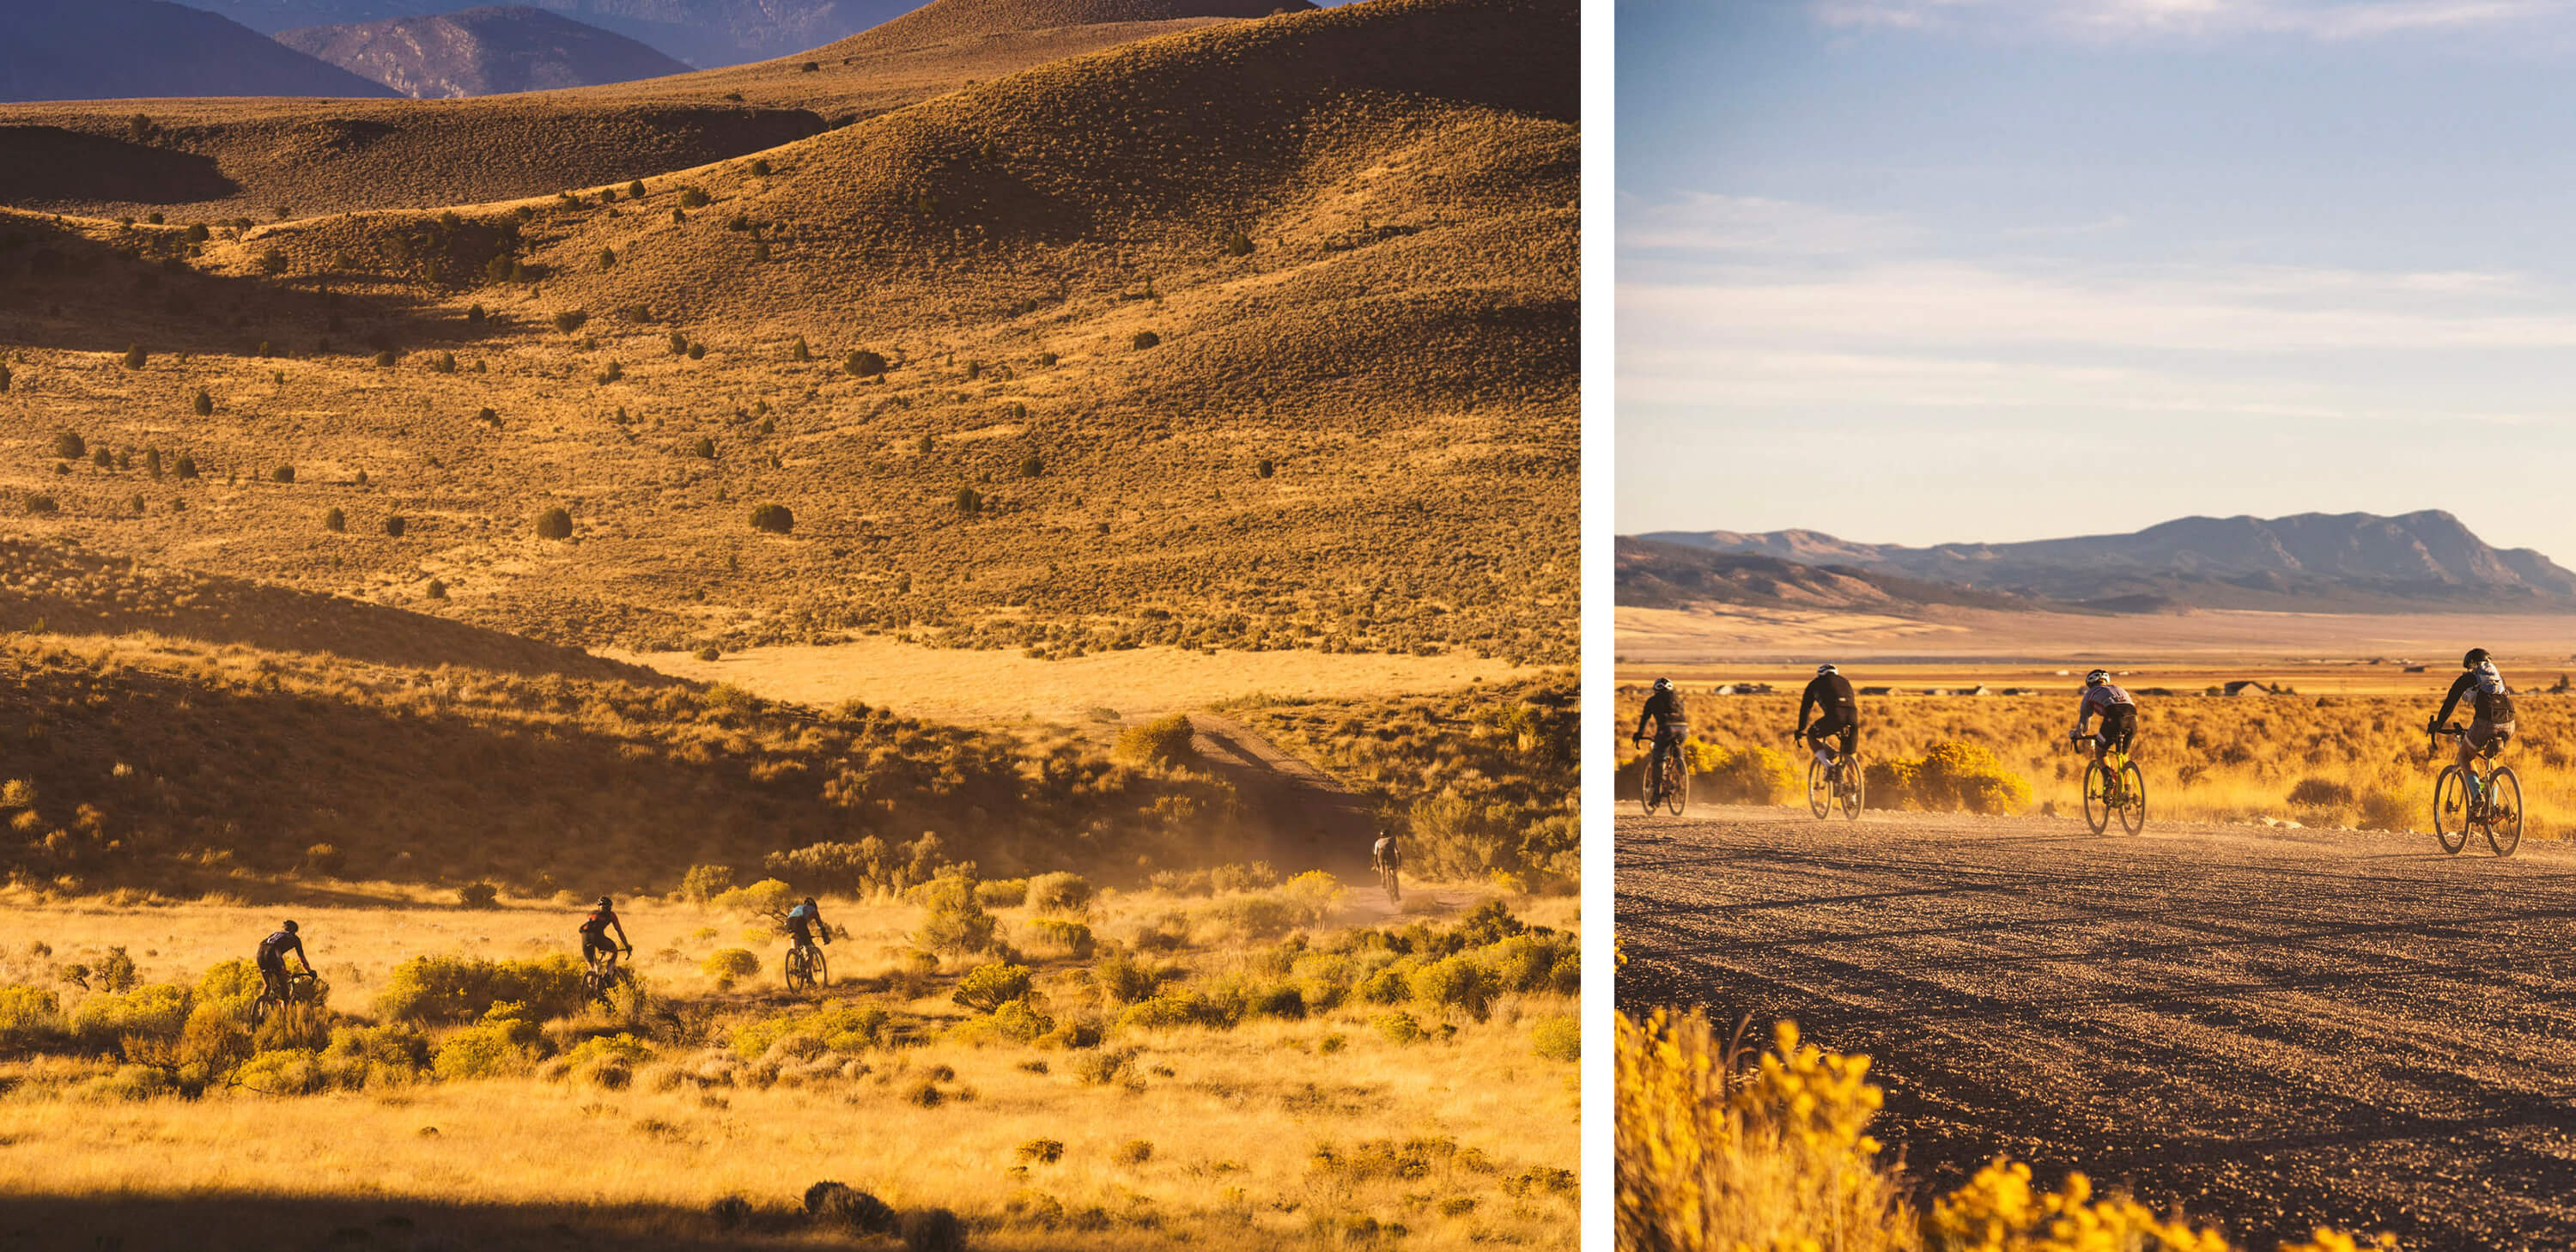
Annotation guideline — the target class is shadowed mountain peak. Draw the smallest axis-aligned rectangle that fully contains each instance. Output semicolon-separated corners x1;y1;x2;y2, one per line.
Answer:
0;0;400;102
276;5;694;98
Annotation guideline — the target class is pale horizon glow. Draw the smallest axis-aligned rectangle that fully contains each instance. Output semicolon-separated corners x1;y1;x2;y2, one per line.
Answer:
1620;0;2576;561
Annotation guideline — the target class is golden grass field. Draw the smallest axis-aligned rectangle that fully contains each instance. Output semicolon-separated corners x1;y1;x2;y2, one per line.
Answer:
0;876;1579;1250
609;636;1540;726
1619;658;2576;836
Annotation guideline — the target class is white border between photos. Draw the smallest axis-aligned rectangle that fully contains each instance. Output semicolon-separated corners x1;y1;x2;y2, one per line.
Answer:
1577;0;1613;1243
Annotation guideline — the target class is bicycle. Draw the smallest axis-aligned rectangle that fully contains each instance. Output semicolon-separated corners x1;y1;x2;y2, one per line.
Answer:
1376;858;1402;905
2431;724;2521;857
2075;733;2147;836
784;938;830;992
583;946;635;1006
1800;736;1864;820
249;969;319;1028
1636;734;1688;816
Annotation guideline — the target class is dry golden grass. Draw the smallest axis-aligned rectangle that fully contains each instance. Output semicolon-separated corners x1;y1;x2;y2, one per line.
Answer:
0;629;1242;892
0;0;1576;666
607;636;1541;726
1619;678;2576;837
0;882;1578;1249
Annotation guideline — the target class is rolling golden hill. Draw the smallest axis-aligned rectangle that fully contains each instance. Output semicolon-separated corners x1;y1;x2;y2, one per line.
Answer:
0;0;1577;666
0;0;1284;220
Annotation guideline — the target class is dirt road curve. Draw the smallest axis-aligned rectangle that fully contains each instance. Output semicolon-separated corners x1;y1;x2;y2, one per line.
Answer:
1619;805;2576;1252
1188;714;1380;878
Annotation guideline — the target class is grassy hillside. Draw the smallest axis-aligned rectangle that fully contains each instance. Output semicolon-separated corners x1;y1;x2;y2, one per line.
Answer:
0;0;1577;665
0;0;1285;220
0;629;1238;895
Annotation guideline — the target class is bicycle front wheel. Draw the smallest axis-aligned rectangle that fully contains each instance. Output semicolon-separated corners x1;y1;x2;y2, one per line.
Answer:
1807;755;1830;819
2486;767;2523;857
2081;762;2111;835
2433;766;2470;855
2118;762;2147;836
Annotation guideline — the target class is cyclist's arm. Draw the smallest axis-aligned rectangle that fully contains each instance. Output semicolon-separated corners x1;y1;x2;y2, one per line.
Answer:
1632;707;1653;740
611;919;632;950
2071;693;2095;738
1795;684;1817;732
2434;672;2474;725
291;939;313;972
817;913;832;943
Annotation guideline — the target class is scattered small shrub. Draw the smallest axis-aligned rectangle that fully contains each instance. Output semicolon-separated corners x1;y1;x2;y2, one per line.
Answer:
702;949;759;989
750;502;793;533
844;349;887;377
1132;331;1160;349
324;507;345;532
1531;1013;1579;1061
535;507;573;540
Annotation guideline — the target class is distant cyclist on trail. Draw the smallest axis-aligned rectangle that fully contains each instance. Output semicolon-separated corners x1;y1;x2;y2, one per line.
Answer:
2070;670;2138;759
2432;647;2516;770
580;896;632;967
1371;830;1401;875
1631;678;1689;784
1795;663;1860;772
786;896;830;951
256;920;313;1002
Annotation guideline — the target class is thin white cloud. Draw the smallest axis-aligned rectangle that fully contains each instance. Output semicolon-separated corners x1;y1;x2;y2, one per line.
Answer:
1622;259;2576;352
1620;192;1923;253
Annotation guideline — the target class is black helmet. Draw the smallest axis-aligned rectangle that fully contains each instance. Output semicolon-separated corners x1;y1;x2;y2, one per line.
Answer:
597;896;613;909
281;920;298;934
1652;678;1674;691
803;896;817;908
2464;647;2491;669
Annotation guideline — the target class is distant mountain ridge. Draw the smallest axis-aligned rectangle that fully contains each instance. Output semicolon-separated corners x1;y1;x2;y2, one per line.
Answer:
176;0;914;67
1633;511;2576;611
277;6;692;98
0;0;399;102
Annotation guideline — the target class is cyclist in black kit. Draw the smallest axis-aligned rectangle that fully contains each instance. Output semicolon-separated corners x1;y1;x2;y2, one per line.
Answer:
256;921;313;1002
2431;647;2516;771
1631;678;1689;785
1794;664;1860;779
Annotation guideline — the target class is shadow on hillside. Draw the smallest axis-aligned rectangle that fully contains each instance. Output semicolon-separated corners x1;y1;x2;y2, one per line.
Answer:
0;125;240;204
0;1194;841;1252
2;538;666;684
0;211;489;357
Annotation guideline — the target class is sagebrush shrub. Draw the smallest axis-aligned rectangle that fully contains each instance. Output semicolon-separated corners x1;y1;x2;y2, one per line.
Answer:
536;507;573;540
1028;872;1092;915
750;502;793;533
1115;714;1194;768
951;963;1032;1012
702;949;758;988
844;349;886;377
1531;1013;1579;1062
914;872;998;956
378;953;583;1024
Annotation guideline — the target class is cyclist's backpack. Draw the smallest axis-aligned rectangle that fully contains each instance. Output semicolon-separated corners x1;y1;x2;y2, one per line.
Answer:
2474;663;2516;723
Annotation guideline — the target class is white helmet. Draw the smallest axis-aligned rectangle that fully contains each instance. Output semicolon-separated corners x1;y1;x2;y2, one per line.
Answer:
1815;663;1838;676
1652;678;1674;691
2085;669;2110;686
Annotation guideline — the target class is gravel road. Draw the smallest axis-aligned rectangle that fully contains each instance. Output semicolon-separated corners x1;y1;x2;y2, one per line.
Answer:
1618;805;2576;1251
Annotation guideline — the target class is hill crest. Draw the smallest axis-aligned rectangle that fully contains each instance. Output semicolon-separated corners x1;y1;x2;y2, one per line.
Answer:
276;5;694;99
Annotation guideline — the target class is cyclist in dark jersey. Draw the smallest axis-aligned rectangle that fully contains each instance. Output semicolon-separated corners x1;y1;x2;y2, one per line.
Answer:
1631;678;1689;787
2432;647;2516;771
785;896;830;951
580;897;632;967
1370;831;1400;875
1795;664;1860;773
2071;670;2138;758
256;921;313;1001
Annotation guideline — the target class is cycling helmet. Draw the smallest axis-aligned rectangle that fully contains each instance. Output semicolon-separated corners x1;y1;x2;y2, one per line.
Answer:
2084;669;2110;686
597;896;613;909
1816;663;1838;676
803;896;817;908
1651;678;1673;691
281;920;298;934
2464;647;2491;669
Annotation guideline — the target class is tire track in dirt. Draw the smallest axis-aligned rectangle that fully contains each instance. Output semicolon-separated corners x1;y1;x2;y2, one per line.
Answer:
1188;712;1382;879
1619;805;2576;1251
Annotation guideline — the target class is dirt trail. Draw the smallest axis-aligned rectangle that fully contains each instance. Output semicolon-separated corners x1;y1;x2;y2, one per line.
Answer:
1188;713;1381;878
1619;805;2576;1252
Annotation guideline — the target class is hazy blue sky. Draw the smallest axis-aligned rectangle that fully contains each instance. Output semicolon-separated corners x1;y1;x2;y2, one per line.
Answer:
1619;0;2576;560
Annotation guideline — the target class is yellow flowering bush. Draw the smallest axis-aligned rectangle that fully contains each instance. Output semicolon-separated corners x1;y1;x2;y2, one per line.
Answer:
1619;1008;2391;1252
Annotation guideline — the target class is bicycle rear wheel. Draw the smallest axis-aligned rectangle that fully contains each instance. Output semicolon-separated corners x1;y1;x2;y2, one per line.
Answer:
1841;754;1865;820
786;948;813;992
2118;762;2147;836
2433;766;2470;854
1639;751;1663;813
2485;766;2523;857
2081;762;2111;835
1807;755;1830;819
1661;755;1687;816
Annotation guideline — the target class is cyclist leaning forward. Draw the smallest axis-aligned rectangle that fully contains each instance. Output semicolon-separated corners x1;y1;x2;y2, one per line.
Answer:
2432;647;2516;770
580;896;633;969
1794;663;1859;775
1631;678;1689;782
2070;670;2138;758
